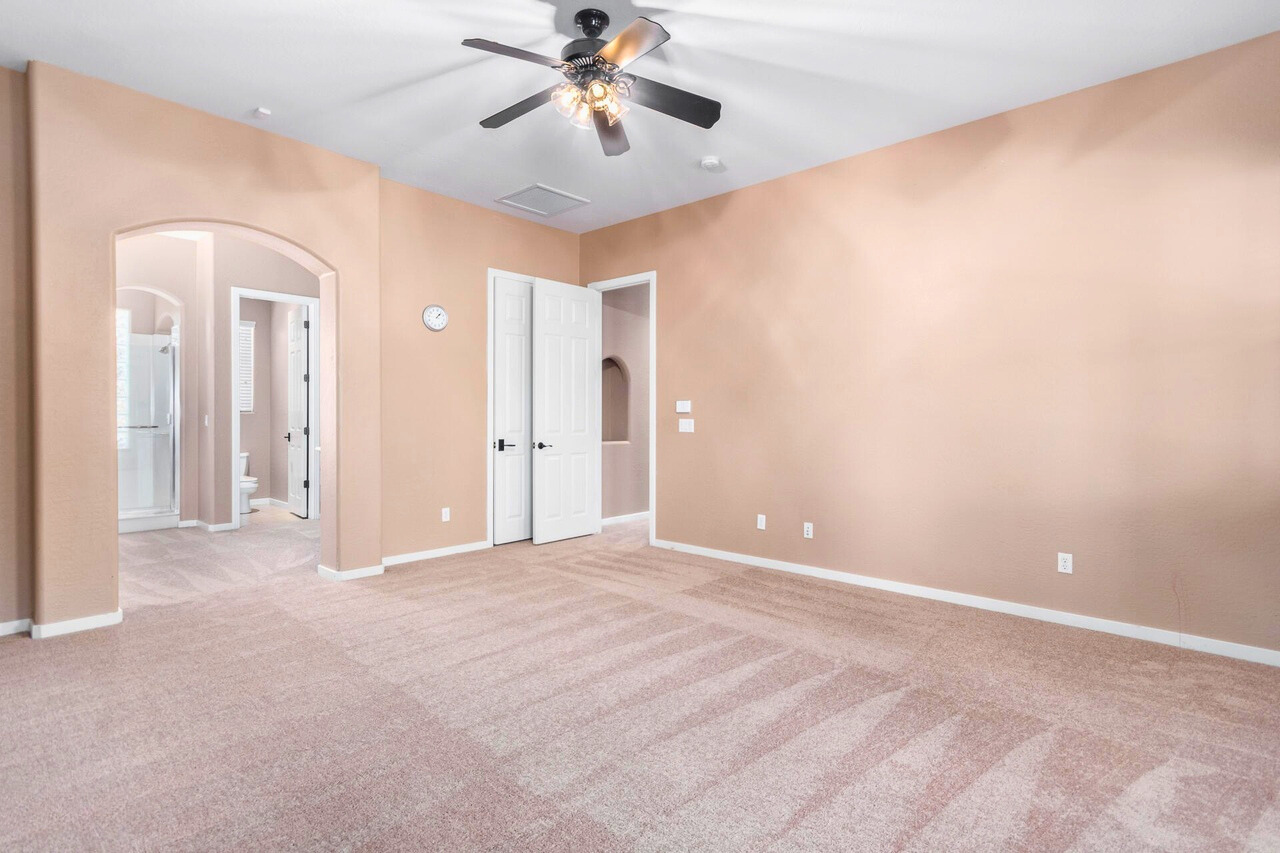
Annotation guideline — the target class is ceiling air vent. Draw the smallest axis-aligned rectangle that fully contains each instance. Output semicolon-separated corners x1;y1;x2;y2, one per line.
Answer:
497;184;590;217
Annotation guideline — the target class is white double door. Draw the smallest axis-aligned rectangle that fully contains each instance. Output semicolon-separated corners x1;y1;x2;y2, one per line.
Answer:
493;274;601;546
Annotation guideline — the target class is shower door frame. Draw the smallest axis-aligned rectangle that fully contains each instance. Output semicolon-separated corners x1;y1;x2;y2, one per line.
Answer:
117;287;184;534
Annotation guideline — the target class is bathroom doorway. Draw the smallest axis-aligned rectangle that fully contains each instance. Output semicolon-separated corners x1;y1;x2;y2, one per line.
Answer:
231;289;321;528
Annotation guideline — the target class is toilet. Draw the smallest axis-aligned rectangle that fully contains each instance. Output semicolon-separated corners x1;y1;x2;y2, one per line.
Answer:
239;451;259;514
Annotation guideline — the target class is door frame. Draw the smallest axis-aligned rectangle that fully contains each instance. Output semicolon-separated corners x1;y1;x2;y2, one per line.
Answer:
587;272;657;545
230;287;321;529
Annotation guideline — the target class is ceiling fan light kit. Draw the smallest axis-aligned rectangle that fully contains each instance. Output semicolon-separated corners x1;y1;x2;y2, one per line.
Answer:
463;8;721;157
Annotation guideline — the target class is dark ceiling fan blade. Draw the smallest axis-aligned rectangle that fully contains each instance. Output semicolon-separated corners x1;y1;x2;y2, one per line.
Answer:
595;17;670;69
625;76;721;129
461;38;569;70
479;85;560;129
592;109;630;157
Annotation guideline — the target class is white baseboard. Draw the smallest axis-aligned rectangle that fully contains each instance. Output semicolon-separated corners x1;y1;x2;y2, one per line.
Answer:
119;513;179;534
651;539;1280;668
602;511;650;526
383;540;491;567
0;618;32;637
270;498;289;509
317;563;385;582
188;520;237;532
31;608;123;639
249;498;272;507
178;519;201;528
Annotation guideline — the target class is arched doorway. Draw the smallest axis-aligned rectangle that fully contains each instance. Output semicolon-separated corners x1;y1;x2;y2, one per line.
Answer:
113;221;338;568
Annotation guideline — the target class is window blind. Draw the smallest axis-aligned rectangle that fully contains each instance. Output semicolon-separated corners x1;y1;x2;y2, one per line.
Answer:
237;320;255;413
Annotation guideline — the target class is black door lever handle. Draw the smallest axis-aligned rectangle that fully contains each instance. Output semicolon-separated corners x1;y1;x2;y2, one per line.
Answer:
536;442;553;449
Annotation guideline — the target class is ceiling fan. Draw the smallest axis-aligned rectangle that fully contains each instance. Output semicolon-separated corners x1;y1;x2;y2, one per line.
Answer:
462;8;721;157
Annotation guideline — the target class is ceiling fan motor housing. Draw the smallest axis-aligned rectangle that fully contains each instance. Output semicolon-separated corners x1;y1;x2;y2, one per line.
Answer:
561;37;606;62
573;8;610;39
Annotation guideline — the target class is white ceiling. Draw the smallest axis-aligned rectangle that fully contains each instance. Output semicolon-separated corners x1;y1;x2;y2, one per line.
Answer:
1;1;1276;233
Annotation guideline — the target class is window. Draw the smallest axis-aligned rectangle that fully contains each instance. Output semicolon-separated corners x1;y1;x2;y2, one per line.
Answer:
116;308;131;449
237;320;255;413
602;356;629;442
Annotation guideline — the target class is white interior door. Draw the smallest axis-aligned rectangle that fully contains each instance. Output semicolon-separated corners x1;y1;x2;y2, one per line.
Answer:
493;275;533;545
532;278;601;544
286;305;309;518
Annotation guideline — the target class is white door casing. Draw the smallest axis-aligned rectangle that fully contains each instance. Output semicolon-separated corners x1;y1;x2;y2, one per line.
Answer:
493;275;533;545
286;305;309;517
532;278;602;544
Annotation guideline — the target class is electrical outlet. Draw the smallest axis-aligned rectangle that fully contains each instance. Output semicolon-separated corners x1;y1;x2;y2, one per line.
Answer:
757;514;766;530
441;507;451;522
1058;552;1072;574
679;418;695;433
675;400;692;413
803;522;814;539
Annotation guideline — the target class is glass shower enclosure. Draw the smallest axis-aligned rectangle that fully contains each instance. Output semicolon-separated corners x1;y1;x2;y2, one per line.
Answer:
116;308;178;526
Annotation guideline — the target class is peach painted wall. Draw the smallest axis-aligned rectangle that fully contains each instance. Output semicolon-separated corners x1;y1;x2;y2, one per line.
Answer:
379;179;578;559
0;67;31;625
580;33;1280;652
28;62;382;623
270;301;290;504
602;284;649;519
238;298;275;497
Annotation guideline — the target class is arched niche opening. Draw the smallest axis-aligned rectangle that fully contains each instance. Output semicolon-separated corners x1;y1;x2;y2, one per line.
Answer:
602;356;629;443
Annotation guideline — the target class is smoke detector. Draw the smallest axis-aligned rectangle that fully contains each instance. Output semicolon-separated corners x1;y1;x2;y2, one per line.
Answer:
699;155;726;173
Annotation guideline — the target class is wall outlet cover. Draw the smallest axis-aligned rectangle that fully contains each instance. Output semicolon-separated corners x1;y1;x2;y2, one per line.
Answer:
675;400;692;413
803;522;814;539
679;418;695;433
757;514;766;530
442;507;451;522
1058;552;1072;574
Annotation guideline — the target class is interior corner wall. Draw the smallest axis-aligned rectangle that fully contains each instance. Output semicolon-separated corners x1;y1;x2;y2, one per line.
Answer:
0;67;31;625
27;61;382;624
379;179;579;560
579;32;1280;653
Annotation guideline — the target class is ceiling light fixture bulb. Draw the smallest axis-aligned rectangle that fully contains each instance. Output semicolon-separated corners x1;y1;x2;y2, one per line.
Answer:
569;100;594;130
604;98;629;126
552;83;582;118
585;79;612;110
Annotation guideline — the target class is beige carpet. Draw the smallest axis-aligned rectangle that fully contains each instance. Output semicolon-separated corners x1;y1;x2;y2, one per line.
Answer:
1;517;1278;850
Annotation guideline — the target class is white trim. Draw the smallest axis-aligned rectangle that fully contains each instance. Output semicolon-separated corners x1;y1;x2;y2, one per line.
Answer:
651;539;1280;668
383;540;491;567
231;287;321;530
317;563;384;582
588;272;657;545
31;608;123;639
118;512;180;534
602;511;650;526
0;618;31;637
249;497;273;507
185;520;237;532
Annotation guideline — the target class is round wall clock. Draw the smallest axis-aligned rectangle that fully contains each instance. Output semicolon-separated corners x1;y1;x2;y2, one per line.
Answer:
422;304;449;331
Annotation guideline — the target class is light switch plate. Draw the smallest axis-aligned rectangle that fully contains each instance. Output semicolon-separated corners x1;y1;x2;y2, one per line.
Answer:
678;418;695;433
441;507;451;522
675;400;692;413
